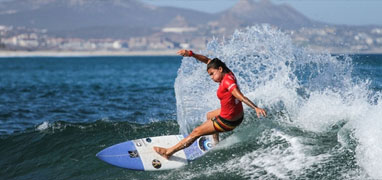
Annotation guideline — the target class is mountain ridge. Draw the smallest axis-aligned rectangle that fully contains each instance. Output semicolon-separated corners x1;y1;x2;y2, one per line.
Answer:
0;0;326;39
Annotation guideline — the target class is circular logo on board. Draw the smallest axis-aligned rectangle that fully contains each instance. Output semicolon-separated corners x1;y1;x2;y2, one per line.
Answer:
152;159;161;169
206;142;213;148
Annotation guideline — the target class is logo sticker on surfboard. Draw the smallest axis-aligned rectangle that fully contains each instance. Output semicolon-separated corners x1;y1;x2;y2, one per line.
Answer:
198;136;213;151
128;150;139;158
152;159;162;169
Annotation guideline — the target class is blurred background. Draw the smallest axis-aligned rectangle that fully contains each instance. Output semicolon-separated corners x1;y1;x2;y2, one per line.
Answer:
0;0;381;55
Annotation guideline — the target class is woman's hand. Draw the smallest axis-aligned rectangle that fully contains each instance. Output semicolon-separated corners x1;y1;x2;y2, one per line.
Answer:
177;49;193;57
254;107;267;118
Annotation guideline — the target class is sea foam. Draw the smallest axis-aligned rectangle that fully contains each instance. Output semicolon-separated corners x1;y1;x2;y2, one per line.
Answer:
174;25;381;179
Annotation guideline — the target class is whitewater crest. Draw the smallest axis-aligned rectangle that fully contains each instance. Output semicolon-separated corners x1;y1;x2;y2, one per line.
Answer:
174;25;381;179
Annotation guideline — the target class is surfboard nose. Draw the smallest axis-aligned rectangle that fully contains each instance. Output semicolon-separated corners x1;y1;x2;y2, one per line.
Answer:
96;141;144;170
95;148;107;159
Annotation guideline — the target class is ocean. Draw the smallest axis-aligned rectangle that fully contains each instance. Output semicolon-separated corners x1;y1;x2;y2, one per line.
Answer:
1;26;382;179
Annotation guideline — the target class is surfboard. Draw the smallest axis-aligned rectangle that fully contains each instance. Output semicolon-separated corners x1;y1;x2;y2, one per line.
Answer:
96;134;216;171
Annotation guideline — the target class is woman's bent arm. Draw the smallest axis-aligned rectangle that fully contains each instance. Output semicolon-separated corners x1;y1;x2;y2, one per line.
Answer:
177;49;211;64
231;88;267;118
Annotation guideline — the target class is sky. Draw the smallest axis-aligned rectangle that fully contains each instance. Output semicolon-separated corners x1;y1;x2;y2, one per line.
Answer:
142;0;382;26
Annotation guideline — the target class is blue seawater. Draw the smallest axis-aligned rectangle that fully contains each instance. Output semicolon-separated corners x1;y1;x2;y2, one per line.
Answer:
0;56;181;179
0;56;180;134
1;27;382;180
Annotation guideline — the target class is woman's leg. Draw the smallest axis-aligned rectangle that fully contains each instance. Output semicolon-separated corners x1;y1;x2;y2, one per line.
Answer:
154;109;220;159
207;109;221;144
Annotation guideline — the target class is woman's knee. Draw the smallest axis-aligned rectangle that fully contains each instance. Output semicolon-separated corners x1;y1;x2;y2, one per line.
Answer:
206;109;220;120
206;111;217;120
206;112;213;120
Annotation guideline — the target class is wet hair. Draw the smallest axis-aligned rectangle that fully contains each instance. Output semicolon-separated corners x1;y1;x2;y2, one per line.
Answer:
207;58;231;73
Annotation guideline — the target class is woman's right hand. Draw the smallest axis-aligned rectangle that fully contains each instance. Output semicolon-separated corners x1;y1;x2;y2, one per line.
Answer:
254;107;267;118
177;49;192;57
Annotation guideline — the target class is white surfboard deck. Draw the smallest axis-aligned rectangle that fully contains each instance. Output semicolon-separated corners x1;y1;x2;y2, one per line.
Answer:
97;134;216;171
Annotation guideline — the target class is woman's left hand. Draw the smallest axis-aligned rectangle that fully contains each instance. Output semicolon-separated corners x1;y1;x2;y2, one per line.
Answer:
255;107;267;118
177;49;192;57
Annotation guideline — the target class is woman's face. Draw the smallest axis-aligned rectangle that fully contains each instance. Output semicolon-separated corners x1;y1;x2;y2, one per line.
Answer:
207;67;224;83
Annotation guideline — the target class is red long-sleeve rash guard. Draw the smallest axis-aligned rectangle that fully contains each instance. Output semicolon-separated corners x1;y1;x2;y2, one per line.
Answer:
217;72;243;120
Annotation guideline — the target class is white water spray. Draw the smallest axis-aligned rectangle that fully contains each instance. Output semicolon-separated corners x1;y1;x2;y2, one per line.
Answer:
174;25;382;179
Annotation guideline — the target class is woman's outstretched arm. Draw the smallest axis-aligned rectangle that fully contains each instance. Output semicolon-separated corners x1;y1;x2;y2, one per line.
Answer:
231;88;267;118
177;49;211;64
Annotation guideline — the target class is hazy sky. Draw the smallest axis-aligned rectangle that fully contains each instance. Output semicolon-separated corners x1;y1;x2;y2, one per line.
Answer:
142;0;382;26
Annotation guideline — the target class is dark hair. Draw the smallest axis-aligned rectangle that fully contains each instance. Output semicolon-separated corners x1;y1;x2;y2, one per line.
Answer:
207;58;231;73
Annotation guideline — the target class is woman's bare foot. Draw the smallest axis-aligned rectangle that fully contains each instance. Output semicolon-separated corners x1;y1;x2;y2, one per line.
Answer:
153;146;171;160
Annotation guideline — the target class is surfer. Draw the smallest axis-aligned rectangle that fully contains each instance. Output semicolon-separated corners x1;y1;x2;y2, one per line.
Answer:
154;49;267;159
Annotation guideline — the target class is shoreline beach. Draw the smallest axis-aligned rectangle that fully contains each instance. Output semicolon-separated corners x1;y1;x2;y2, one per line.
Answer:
1;49;382;58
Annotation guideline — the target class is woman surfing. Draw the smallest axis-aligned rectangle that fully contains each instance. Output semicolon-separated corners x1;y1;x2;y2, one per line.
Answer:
154;49;267;159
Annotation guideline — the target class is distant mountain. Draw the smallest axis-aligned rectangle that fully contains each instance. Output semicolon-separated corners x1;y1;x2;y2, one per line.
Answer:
0;0;322;39
0;0;215;38
217;0;318;30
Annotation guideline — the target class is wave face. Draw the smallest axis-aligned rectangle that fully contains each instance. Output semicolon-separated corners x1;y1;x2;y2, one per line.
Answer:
174;25;382;179
0;120;180;180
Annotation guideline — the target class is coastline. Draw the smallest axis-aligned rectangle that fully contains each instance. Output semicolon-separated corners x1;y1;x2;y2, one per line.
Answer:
0;50;178;57
0;49;381;58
